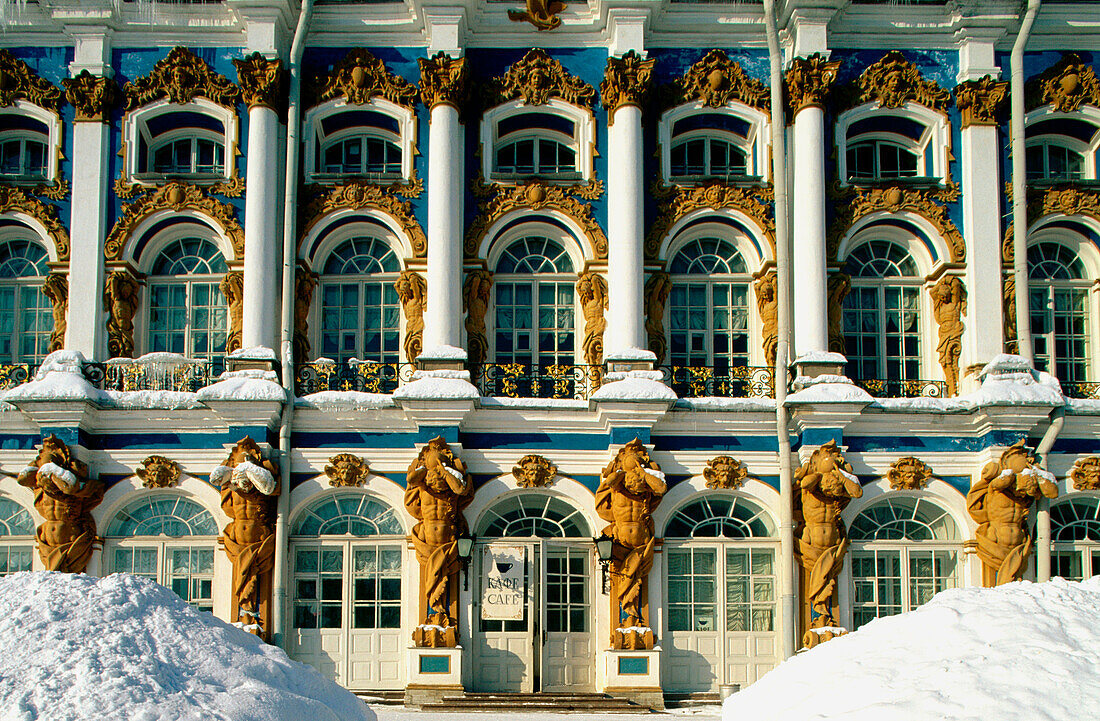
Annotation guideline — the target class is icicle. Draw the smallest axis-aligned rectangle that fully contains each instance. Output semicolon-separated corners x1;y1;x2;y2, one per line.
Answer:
0;0;29;31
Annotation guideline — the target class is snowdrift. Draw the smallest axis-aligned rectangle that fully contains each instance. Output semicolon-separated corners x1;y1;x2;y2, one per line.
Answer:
724;577;1100;721
0;572;374;721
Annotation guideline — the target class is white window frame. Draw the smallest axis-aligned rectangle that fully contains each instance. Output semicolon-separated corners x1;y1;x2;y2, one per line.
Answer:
1024;106;1100;182
104;538;218;611
303;98;416;184
0;102;61;184
480;99;594;184
123;98;237;185
658;102;770;184
1051;494;1100;582
0;229;54;364
836;102;950;186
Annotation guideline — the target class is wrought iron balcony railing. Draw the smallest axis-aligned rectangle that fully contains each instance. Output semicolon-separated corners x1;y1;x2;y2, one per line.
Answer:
295;360;416;395
472;363;601;400
0;363;36;391
89;358;219;393
853;378;948;398
1061;381;1100;400
661;365;776;399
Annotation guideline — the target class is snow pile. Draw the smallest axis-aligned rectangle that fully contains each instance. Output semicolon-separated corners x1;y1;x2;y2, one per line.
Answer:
393;368;479;400
2;350;104;403
197;369;286;403
296;390;396;410
786;373;873;404
792;350;847;365
416;344;468;361
590;370;677;402
724;577;1100;721
228;346;276;361
604;347;658;362
971;353;1064;406
0;572;373;721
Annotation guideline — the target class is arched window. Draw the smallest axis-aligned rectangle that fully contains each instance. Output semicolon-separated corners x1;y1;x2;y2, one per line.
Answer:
1051;495;1100;581
104;494;219;611
318;236;401;365
1025;116;1099;182
668;237;751;373
476;494;591;538
842;240;922;384
848;496;960;629
0;237;52;363
0;116;48;181
490;110;582;182
843;114;930;182
492;237;575;369
291;493;403;536
663;495;776;539
146;237;229;371
0;496;34;576
669;114;755;181
315;110;403;180
1028;242;1092;385
126;102;235;184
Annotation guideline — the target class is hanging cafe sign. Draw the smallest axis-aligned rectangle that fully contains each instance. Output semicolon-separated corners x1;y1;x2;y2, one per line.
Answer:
481;544;526;621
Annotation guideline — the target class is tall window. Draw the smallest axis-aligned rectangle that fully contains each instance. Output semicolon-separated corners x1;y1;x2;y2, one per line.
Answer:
843;240;922;383
1051;496;1100;582
0;238;52;363
848;496;960;629
1028;242;1091;385
493;237;575;368
133;109;231;182
318;236;401;365
1025;117;1098;182
842;114;933;183
668;238;750;371
660;107;766;184
147;238;229;371
0;497;34;576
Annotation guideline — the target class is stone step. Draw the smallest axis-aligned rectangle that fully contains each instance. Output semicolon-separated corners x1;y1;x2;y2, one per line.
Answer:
354;689;406;705
421;692;650;713
663;692;721;708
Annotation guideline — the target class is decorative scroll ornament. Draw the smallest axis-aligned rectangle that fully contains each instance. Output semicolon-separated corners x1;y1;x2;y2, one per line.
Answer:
324;453;371;488
887;457;934;491
602;51;656;123
463;269;493;367
306;49;417;110
968;440;1057;587
844;51;950;112
405;437;473;648
704;456;748;490
794;440;862;648
104;182;244;262
785;54;840;117
511;454;557;488
137;455;182;489
62;70;120;122
396;270;427;363
0;185;70;260
233;53;284;111
755;270;778;368
1070;456;1100;491
644;272;671;366
26;179;69;202
17;435;103;573
1026;53;1100;113
0;49;63;111
662;49;769;112
955;75;1008;129
104;269;141;359
300;181;426;257
294;267;319;363
826;184;964;262
40;272;67;353
418;52;468;110
486;48;595;108
465;182;606;258
1002;273;1018;355
646;183;774;261
1003;185;1100;266
577;270;607;368
220;271;244;354
827;272;851;355
123;47;241;110
509;0;566;31
597;439;666;650
930;276;966;396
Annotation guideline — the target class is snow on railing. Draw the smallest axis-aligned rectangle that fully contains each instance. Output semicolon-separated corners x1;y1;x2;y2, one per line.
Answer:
87;353;219;393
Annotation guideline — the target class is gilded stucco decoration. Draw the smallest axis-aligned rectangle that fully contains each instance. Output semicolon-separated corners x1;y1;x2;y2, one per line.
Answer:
826;184;964;263
104;182;244;262
577;270;608;370
465;182;606;259
509;0;566;31
887;456;934;491
1070;456;1100;491
137;455;182;489
463;269;492;367
930;275;966;397
842;51;950;113
220;271;244;354
1026;53;1100;113
62;70;120;122
294;266;318;363
704;456;749;490
1002;184;1100;268
0;49;63;111
643;271;671;366
418;52;468;110
40;272;67;353
794;440;862;648
662;49;769;112
0;185;70;260
123;47;241;110
405;437;473;648
324;453;371;488
597;439;666;650
104;269;140;358
485;48;595;108
511;454;558;488
300;181;426;257
233;53;284;111
785;54;841;118
1002;273;1018;355
754;269;778;368
307;49;417;110
601;51;656;123
646;183;774;261
395;270;427;363
968;440;1058;587
955;75;1008;129
826;272;851;355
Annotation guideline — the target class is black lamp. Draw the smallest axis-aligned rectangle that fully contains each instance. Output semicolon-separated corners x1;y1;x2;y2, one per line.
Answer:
458;534;475;590
595;534;614;594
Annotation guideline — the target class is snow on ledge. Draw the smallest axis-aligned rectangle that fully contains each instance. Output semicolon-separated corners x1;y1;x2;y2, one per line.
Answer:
590;370;677;402
196;369;286;403
228;346;276;361
296;391;396;410
393;369;479;400
106;352;202;367
604;347;658;362
787;374;873;405
416;344;468;361
792;350;847;365
675;397;776;412
479;396;590;409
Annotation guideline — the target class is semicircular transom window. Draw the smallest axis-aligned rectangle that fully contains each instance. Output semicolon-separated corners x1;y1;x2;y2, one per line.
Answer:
495;237;574;274
292;493;404;537
1051;496;1100;543
664;495;776;539
477;494;591;538
0;237;52;364
106;495;219;537
0;497;34;536
849;496;959;542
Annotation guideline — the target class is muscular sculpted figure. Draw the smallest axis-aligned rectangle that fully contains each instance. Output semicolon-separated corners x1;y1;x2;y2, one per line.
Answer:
968;440;1057;586
17;435;103;573
930;276;967;396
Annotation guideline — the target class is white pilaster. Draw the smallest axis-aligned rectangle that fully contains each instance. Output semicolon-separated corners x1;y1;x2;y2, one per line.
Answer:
792;105;829;357
606;104;646;354
242;104;281;349
424;103;464;351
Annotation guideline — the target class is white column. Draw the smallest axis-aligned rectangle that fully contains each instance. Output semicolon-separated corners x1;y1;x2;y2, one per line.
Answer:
424;103;464;351
606;105;646;354
66;121;110;359
241;104;280;349
791;106;829;357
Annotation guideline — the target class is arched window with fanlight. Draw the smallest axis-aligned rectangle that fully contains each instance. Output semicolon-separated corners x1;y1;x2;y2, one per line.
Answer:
1025;115;1099;182
1028;241;1092;386
492;237;575;369
476;494;591;539
481;101;593;184
836;104;949;185
1051;495;1100;581
317;236;401;365
0;237;53;364
0;496;35;576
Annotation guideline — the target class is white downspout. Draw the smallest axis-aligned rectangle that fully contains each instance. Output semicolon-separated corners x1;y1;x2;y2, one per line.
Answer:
763;0;796;660
1034;407;1064;582
272;0;314;649
1011;0;1041;363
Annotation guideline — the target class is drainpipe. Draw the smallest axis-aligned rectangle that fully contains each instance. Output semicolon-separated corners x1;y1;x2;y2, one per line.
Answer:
1033;406;1064;582
272;0;314;649
763;0;796;660
1011;0;1041;363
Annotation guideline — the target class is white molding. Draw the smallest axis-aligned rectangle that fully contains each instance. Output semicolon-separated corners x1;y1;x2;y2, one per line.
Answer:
302;97;417;184
835;101;951;186
657;101;770;184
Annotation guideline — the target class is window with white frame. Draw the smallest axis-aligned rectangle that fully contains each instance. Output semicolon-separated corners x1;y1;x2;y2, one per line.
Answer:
305;103;414;183
837;105;948;185
0;105;60;183
482;101;592;183
667;113;759;182
492;236;576;368
1028;241;1092;385
0;496;34;576
125;101;235;184
1051;495;1100;582
146;237;229;371
848;496;960;629
317;236;401;365
1025;116;1099;182
0;237;53;364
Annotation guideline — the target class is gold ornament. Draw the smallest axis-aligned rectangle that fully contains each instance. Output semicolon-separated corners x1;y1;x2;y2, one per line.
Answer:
418;52;468;110
306;49;417;110
0;49;63;111
485;48;595;108
826;184;963;262
955;76;1008;129
40;272;67;353
465;182;606;259
887;457;934;491
104;269;141;359
233;53;283;111
704;456;748;490
576;270;607;369
602;51;655;123
646;183;774;261
463;270;493;367
827;272;851;355
324;453;371;488
123;47;241;110
220;271;244;354
62;70;120;122
395;270;427;363
661;49;769;112
300;181;426;257
1026;53;1100;113
508;0;566;31
1070;457;1100;492
294;266;319;363
0;185;70;260
755;270;778;368
785;54;841;118
511;454;558;488
930;276;966;397
643;272;671;366
137;455;182;489
841;51;950;112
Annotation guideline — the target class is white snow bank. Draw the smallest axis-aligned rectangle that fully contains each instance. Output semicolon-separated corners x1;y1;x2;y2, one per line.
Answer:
724;577;1100;721
106;352;201;367
605;347;658;362
787;374;873;404
0;572;373;721
479;396;589;409
297;391;396;410
675;397;776;412
228;346;276;361
197;369;286;403
792;350;847;365
393;369;479;400
590;370;677;402
417;344;468;361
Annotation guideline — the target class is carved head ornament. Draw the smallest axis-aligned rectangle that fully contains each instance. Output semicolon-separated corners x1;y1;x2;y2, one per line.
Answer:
887;457;934;491
324;453;370;488
137;455;181;489
511;454;557;488
703;456;748;490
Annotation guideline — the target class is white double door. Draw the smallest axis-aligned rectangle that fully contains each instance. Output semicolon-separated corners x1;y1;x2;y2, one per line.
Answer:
472;540;594;692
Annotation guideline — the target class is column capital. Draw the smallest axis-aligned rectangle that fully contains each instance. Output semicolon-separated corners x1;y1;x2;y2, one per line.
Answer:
785;53;840;119
233;52;284;112
62;70;119;123
418;52;468;112
601;50;655;124
955;76;1008;130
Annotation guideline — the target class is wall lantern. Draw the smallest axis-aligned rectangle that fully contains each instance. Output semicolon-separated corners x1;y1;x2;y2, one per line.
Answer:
458;534;475;590
595;534;614;595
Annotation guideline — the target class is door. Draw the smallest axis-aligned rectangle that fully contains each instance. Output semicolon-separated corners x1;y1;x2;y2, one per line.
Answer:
540;542;594;691
473;543;536;692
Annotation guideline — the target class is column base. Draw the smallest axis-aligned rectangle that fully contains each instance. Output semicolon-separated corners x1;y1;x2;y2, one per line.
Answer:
603;648;664;710
404;646;464;706
605;349;657;373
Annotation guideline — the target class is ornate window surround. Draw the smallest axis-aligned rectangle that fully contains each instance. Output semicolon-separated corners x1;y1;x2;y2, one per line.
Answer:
0;102;61;185
1025;106;1100;182
121;98;239;188
835;102;950;186
657;102;770;185
479;99;595;184
302;97;416;184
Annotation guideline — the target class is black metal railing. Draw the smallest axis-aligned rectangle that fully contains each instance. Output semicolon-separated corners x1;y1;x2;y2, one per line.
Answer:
90;359;219;393
0;363;35;391
1062;381;1100;400
660;365;776;398
472;363;601;400
853;378;948;398
295;360;416;395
